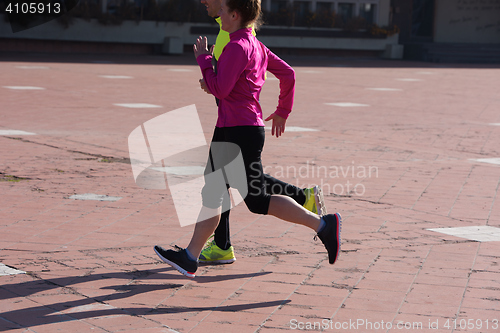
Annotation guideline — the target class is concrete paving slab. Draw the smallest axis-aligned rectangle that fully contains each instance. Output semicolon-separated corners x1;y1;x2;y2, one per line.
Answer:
0;130;37;135
3;86;45;90
68;193;123;202
0;263;26;276
264;126;319;132
428;226;500;242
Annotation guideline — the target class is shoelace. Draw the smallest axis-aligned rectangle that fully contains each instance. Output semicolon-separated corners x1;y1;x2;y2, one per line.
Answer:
202;240;216;251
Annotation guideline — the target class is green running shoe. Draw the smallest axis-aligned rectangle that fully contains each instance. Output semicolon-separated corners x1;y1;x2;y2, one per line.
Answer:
303;185;327;216
199;240;236;264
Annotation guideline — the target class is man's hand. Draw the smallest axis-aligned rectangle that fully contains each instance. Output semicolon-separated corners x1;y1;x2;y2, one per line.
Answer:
265;113;286;138
199;79;212;94
193;36;214;58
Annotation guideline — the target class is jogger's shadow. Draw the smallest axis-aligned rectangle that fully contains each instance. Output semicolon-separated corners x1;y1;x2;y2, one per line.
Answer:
0;267;276;331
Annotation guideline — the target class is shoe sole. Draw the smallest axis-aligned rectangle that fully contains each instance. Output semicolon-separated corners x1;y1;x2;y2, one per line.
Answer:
314;186;327;216
333;212;342;264
199;258;236;264
154;247;196;279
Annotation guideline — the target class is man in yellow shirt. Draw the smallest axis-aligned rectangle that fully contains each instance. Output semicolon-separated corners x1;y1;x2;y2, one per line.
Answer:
197;0;326;264
213;16;229;61
198;5;251;96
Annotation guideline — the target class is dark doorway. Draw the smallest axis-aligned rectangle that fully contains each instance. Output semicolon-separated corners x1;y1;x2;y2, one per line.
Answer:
411;0;435;40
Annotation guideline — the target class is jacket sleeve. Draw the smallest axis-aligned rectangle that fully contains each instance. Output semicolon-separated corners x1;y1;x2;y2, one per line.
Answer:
197;43;247;100
265;47;295;119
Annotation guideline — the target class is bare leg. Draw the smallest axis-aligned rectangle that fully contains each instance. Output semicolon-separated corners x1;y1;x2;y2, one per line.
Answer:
267;195;321;231
186;195;320;259
186;207;221;258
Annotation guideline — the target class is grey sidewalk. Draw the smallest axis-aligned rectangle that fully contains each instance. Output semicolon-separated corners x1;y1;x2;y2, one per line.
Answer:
1;53;499;332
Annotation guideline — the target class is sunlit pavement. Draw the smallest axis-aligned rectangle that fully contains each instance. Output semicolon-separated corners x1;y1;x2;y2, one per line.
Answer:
1;52;499;332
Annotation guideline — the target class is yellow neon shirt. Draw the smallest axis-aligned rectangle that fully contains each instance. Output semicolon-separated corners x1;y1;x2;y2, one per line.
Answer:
214;17;256;61
214;17;228;61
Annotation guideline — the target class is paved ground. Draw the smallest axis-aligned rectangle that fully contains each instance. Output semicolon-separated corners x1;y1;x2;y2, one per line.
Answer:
1;52;499;333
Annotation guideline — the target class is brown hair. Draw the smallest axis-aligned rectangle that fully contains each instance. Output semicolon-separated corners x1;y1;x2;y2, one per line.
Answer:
226;0;263;30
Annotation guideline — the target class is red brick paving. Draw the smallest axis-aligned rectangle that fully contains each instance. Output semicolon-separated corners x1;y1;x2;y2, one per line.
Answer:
1;52;499;332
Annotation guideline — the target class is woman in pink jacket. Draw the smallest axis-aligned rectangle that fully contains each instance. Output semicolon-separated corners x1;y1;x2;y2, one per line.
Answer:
155;0;342;278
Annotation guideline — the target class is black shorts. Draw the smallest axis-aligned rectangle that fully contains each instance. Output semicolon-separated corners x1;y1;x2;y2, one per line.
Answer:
202;126;271;215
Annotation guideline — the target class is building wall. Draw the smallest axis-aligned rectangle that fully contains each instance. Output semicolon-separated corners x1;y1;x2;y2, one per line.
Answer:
263;0;391;26
0;16;399;53
377;0;391;26
434;0;500;43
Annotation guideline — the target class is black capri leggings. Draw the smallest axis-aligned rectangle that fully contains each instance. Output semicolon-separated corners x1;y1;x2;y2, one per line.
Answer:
202;126;271;215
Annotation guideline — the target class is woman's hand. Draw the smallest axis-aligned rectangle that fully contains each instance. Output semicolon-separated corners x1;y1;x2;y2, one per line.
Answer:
193;36;214;58
265;113;286;138
199;79;212;94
